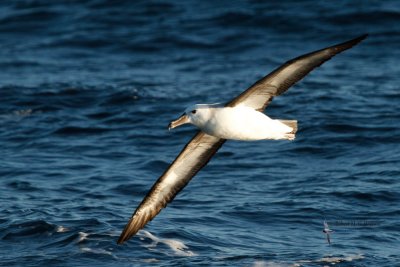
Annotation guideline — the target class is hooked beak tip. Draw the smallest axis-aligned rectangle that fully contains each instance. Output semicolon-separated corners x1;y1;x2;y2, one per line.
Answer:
168;114;189;131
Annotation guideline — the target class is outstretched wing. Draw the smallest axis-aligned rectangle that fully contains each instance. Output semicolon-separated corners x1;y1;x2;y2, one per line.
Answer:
118;35;367;244
326;233;331;245
117;132;225;244
226;34;367;111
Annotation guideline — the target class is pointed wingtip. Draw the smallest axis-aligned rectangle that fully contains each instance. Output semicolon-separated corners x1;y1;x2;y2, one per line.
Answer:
117;230;127;245
116;231;133;245
354;33;368;43
358;33;368;39
349;33;368;42
117;217;137;245
347;33;369;46
117;230;128;244
334;33;368;51
117;225;138;245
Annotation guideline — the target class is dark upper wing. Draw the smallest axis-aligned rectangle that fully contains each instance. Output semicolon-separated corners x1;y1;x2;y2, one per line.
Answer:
327;233;331;245
117;132;225;244
226;34;367;111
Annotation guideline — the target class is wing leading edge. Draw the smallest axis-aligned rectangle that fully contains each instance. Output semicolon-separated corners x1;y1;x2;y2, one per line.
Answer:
117;132;225;244
226;34;367;111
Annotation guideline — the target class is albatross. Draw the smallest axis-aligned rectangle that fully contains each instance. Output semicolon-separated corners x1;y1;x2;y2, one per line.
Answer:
117;34;367;244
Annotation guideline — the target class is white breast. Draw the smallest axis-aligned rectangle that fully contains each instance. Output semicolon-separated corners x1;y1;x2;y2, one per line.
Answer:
200;106;293;140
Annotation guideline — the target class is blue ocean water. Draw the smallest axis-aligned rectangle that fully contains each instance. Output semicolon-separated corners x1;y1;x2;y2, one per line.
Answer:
1;0;399;266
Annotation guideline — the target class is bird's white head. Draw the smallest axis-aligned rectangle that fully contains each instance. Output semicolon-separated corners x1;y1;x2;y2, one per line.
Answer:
168;104;220;130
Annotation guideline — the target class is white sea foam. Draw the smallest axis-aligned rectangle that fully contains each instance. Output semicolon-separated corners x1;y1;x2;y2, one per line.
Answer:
13;109;33;116
81;247;112;256
252;260;296;267
297;254;364;265
142;258;160;263
138;230;196;257
78;232;89;242
251;254;364;267
56;225;69;233
318;254;364;263
0;109;35;121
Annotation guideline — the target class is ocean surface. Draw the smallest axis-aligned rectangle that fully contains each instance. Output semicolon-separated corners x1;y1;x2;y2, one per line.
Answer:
1;1;399;266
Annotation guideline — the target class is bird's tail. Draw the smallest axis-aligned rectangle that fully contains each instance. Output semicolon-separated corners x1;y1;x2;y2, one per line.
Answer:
279;120;298;134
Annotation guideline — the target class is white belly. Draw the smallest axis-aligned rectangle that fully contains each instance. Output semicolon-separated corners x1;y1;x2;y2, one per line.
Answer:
201;106;293;140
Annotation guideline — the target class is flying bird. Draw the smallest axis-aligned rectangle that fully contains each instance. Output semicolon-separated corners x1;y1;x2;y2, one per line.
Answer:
323;220;333;245
117;34;367;244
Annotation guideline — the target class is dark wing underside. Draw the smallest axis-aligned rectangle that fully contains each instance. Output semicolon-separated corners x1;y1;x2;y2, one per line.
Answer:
117;132;225;244
226;34;367;111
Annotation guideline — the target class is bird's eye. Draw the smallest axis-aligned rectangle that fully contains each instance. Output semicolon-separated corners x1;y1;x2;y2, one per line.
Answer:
191;110;197;114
